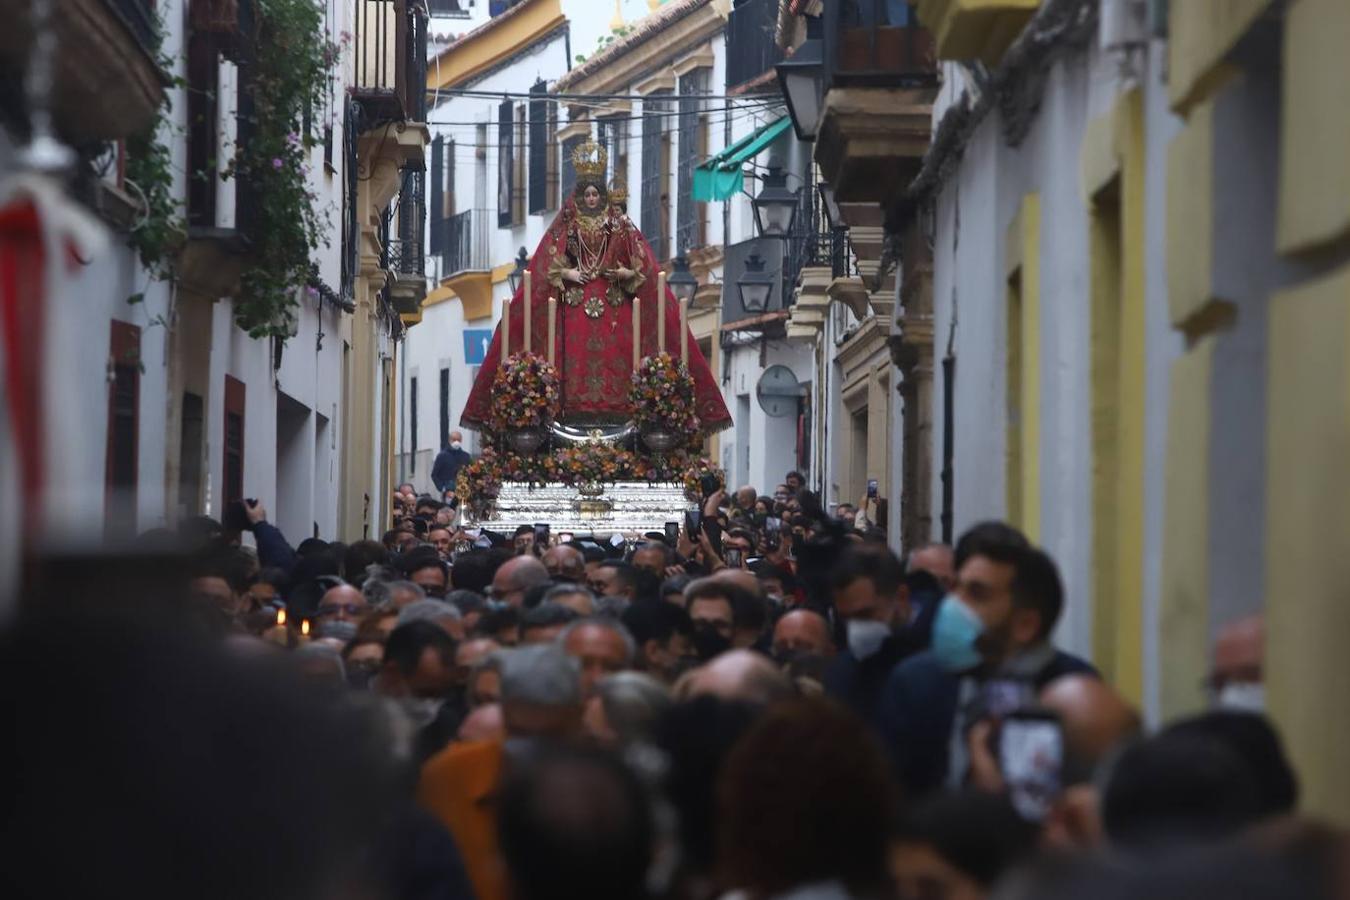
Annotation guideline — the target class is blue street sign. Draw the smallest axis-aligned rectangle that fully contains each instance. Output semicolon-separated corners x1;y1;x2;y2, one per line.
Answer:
463;328;493;366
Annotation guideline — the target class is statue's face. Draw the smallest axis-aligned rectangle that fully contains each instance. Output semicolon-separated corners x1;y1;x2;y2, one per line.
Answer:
582;185;602;211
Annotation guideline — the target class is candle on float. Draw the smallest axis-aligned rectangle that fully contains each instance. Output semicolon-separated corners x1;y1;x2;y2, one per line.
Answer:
632;295;641;369
657;272;667;352
547;296;557;366
300;619;311;638
680;298;689;365
501;296;510;358
523;269;532;354
277;608;287;627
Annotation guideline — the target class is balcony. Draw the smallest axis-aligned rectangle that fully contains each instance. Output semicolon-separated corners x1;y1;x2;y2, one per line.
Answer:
726;0;786;90
814;0;937;205
384;166;427;321
352;0;427;125
914;0;1038;67
431;208;494;320
177;12;258;299
0;0;166;142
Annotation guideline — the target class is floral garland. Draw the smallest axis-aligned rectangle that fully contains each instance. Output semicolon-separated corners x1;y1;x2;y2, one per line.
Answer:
490;353;562;432
456;445;725;519
629;352;700;436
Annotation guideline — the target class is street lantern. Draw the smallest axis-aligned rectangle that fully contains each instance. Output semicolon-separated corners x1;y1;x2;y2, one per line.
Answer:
507;247;528;294
737;252;775;313
752;165;798;239
668;255;699;303
775;20;824;141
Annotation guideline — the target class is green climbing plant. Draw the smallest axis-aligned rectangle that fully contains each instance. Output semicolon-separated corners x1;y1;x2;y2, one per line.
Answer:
224;0;343;339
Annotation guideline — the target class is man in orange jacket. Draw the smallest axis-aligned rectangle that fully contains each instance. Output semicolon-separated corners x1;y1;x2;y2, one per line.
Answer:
417;644;587;900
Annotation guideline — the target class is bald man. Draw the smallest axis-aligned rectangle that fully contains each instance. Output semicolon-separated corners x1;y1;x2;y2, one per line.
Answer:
316;584;368;622
432;430;472;501
490;555;550;608
771;609;836;660
542;544;586;583
674;649;795;707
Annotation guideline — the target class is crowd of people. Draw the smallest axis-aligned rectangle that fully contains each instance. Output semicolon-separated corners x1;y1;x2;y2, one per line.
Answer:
4;470;1344;900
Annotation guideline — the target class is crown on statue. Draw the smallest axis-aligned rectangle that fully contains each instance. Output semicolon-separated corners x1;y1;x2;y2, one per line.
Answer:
571;139;608;179
608;176;629;204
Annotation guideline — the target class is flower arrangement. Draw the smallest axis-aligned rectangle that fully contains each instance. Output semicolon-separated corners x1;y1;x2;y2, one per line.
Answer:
683;457;725;502
456;444;722;518
490;353;562;432
629;352;700;437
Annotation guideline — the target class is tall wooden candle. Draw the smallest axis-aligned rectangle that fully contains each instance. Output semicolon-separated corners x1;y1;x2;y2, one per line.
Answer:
657;272;667;352
547;297;557;366
523;269;532;353
632;296;641;369
501;296;510;358
680;298;689;365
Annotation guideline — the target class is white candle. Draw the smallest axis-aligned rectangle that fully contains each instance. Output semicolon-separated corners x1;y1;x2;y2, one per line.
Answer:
523;269;532;354
502;296;511;359
632;296;641;369
680;298;689;365
657;272;667;353
547;297;557;366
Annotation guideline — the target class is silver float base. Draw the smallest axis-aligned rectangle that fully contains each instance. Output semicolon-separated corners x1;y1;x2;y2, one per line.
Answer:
467;481;692;536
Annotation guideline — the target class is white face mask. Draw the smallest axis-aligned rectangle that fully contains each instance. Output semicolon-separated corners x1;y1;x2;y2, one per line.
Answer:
846;618;891;660
1216;681;1266;714
450;441;462;450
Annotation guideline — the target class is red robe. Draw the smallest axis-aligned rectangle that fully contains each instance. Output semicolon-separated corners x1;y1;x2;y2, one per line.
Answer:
460;200;731;432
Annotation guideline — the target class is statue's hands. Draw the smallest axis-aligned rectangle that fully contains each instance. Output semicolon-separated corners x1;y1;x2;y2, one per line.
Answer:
608;266;636;281
564;268;583;283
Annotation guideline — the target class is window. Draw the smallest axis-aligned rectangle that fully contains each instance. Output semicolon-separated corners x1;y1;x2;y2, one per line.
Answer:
641;92;672;260
186;32;220;227
598;117;630;194
178;392;204;519
409;375;419;473
513;104;527;224
676;68;709;254
223;375;246;510
430;136;443;251
439;368;450;451
105;321;140;534
528;80;550;214
428;0;468;15
497;99;514;228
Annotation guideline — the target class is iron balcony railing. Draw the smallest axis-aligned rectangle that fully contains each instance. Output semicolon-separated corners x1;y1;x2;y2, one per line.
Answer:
822;0;937;89
352;0;427;124
185;0;257;233
433;209;491;278
726;0;785;90
383;166;425;276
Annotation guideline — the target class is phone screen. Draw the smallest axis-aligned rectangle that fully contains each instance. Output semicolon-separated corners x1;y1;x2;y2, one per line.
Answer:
724;548;743;569
998;714;1064;822
533;523;551;546
684;508;702;536
866;478;878;499
664;522;680;544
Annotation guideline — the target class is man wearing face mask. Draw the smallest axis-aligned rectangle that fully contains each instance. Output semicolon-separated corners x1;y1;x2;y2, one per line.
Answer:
431;430;473;504
375;620;461;764
822;545;914;729
1208;614;1264;712
879;523;1095;795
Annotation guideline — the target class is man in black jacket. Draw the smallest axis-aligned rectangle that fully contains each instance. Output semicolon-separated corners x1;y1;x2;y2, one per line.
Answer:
823;543;917;729
879;524;1095;796
431;430;473;502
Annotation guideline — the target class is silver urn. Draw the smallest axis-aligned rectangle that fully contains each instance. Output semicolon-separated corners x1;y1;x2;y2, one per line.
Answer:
641;428;679;452
506;426;548;454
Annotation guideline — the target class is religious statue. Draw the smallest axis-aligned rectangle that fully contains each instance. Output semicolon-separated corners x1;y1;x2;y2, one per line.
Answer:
461;139;732;433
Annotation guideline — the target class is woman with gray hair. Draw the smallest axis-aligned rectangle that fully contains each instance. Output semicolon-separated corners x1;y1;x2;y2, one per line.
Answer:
585;671;672;748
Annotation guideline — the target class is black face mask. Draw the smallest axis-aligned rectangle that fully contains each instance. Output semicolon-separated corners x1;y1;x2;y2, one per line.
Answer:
691;623;732;662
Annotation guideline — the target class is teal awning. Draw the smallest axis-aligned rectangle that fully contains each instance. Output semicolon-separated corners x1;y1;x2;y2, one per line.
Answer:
691;115;792;202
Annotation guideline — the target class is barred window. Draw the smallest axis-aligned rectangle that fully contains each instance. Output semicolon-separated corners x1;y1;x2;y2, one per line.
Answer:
676;69;709;255
528;80;550;214
641;92;672;261
497;99;513;228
